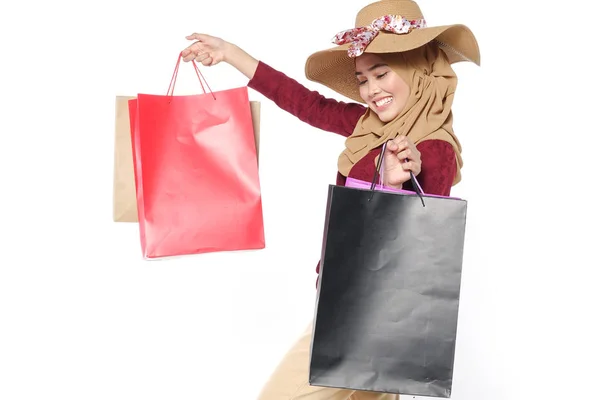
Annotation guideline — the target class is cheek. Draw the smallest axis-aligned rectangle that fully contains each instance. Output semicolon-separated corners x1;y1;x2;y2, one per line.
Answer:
391;83;410;109
358;84;369;102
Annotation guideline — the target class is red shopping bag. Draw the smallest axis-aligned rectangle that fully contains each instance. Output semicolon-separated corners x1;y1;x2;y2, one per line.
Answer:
128;54;265;259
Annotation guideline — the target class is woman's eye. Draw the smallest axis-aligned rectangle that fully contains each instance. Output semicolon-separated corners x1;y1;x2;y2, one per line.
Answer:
377;72;388;79
358;80;367;85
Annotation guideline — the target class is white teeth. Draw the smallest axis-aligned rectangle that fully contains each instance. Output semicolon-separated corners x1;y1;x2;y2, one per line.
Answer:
375;97;392;107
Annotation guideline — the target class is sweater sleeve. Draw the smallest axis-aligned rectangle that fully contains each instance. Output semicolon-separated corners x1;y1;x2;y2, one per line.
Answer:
413;140;457;197
247;61;367;137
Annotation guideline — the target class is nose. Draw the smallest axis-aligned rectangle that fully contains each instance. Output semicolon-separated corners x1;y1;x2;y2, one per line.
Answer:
368;82;381;98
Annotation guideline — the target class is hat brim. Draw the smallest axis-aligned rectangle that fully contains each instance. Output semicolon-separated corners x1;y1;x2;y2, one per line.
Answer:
304;24;480;104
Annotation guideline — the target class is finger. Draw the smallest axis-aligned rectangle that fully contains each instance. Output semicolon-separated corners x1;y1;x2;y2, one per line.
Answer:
195;53;214;66
401;161;421;174
393;135;407;144
186;33;209;42
393;136;408;150
385;140;398;152
194;51;209;61
183;44;207;61
182;46;199;61
401;161;415;171
190;42;208;53
397;149;412;161
182;51;197;62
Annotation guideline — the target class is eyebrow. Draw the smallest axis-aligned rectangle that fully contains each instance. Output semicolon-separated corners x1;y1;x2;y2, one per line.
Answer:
355;63;388;76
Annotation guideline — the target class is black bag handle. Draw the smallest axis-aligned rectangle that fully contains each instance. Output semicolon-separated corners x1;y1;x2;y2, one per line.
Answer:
368;141;425;207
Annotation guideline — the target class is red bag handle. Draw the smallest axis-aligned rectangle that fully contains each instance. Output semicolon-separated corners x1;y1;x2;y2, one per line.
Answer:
167;52;216;100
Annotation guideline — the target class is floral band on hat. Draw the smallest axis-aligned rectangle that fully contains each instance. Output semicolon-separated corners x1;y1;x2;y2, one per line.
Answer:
332;15;427;57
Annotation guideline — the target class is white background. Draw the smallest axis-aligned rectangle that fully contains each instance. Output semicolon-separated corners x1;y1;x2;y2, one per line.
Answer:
1;0;598;399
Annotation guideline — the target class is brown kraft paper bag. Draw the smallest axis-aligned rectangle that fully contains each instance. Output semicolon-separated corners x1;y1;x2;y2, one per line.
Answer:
112;96;262;222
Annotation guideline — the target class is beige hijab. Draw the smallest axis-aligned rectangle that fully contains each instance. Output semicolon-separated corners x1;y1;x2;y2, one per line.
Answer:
337;43;463;185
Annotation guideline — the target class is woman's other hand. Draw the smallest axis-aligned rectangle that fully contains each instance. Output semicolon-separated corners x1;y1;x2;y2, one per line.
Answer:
382;136;422;189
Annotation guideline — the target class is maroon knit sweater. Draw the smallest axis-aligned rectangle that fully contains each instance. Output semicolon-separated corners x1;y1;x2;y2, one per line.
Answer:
247;61;458;279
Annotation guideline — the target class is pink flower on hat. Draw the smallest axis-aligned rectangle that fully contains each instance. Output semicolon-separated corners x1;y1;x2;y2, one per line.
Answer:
332;14;427;57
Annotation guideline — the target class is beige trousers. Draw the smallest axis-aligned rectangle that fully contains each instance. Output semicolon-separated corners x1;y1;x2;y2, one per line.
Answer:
257;321;399;400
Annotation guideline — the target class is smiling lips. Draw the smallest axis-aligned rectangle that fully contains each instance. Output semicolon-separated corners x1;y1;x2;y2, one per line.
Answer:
374;96;393;109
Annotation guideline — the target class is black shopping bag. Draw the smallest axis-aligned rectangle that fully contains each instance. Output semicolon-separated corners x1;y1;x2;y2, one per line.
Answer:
308;152;467;398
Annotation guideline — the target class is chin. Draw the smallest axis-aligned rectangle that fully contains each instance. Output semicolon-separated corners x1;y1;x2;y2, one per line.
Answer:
370;107;398;123
375;112;395;123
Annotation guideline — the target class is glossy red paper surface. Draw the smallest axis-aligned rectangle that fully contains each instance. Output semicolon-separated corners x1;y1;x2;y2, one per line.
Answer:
128;86;264;258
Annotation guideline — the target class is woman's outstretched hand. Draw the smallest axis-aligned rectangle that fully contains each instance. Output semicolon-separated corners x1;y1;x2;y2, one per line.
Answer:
180;33;258;79
181;33;228;66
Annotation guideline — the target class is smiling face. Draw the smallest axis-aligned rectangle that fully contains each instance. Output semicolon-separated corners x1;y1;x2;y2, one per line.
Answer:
355;53;410;123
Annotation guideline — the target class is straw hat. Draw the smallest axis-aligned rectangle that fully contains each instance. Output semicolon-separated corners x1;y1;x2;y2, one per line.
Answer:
304;0;480;103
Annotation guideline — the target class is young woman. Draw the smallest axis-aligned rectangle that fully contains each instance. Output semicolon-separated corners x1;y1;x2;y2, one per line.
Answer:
181;1;480;398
